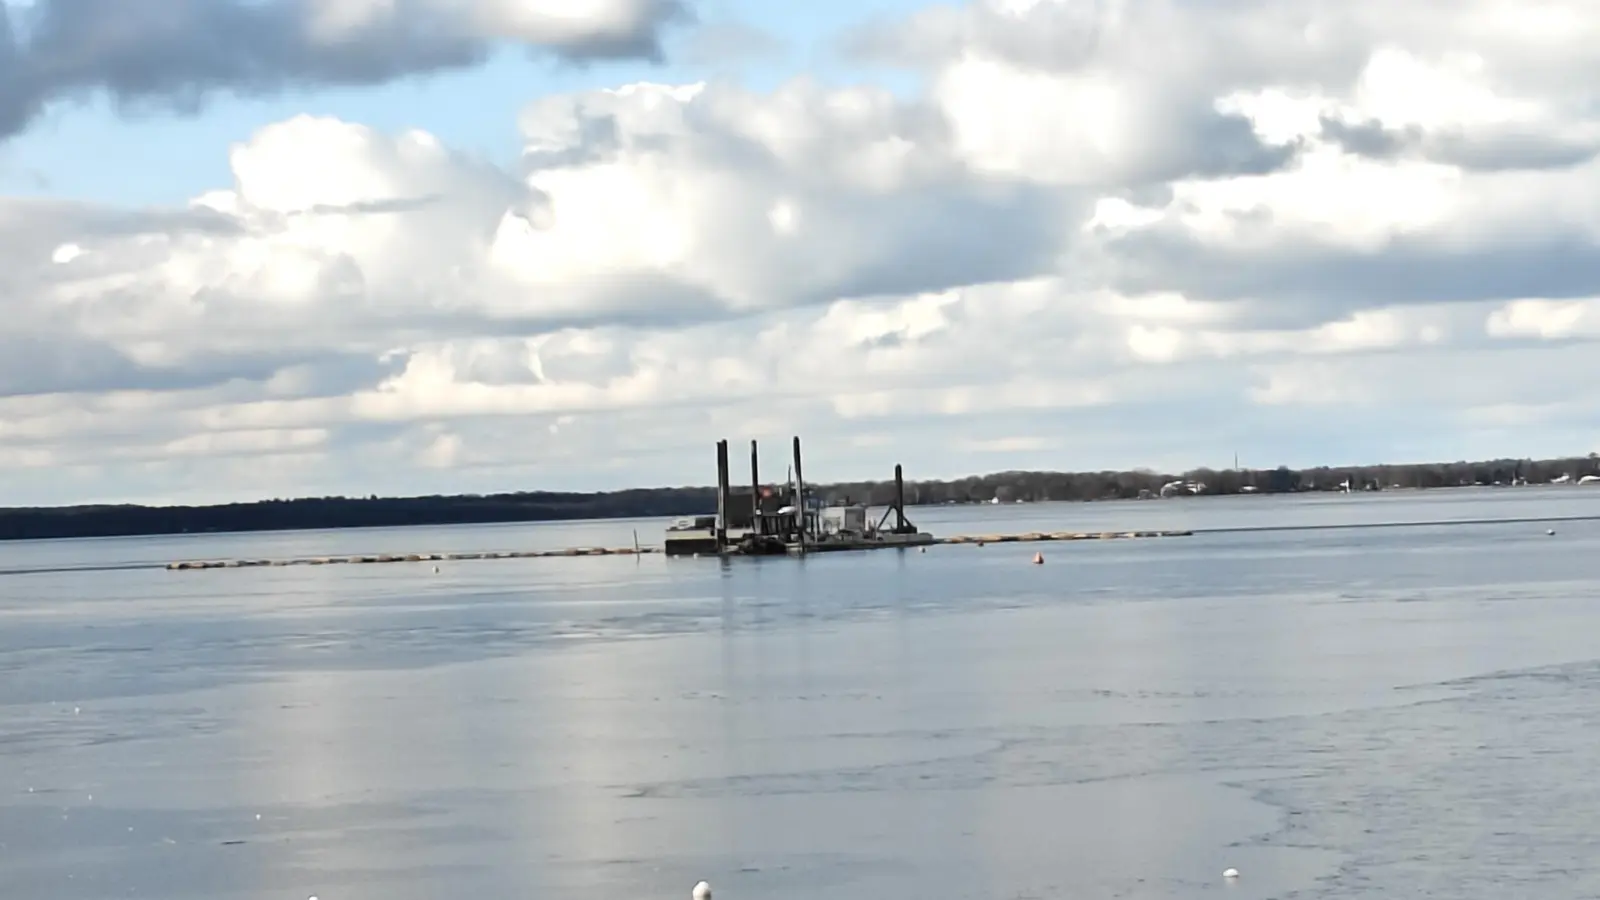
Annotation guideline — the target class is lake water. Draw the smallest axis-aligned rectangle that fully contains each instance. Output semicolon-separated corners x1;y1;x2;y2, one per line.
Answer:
3;486;1600;899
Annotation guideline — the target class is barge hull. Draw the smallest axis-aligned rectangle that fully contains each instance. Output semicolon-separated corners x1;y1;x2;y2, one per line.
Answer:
663;536;720;557
783;532;936;555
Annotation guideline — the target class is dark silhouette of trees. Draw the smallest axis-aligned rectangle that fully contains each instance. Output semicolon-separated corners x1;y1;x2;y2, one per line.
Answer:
819;454;1595;506
0;488;715;541
1;453;1595;541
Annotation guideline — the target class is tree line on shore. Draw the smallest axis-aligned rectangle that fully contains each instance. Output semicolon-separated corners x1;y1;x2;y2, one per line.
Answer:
1;453;1595;541
820;454;1600;506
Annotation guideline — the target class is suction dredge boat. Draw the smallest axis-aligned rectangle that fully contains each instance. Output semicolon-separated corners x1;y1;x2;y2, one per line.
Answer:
663;437;935;558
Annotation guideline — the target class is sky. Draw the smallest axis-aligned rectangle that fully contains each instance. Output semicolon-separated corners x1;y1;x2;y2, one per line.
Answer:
2;0;1600;507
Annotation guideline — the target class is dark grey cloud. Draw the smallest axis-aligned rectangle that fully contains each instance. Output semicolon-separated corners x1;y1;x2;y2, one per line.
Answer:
0;321;409;400
811;182;1082;303
0;333;164;397
1431;130;1600;172
298;195;447;217
1102;228;1600;321
0;331;288;398
0;6;21;135
1317;117;1411;160
1322;117;1600;172
1143;105;1303;184
0;0;690;141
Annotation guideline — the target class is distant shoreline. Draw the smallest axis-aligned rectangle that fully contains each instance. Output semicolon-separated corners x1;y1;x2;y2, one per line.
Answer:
1;454;1594;542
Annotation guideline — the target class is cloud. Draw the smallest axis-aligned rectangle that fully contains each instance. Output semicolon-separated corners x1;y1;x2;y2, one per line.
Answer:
6;0;1600;505
848;0;1600;175
0;0;689;140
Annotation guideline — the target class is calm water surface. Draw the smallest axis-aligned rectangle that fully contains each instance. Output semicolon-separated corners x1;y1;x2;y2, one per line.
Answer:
2;487;1600;898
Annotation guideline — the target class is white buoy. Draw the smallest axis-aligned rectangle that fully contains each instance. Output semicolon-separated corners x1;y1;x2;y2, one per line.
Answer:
693;882;712;900
1032;551;1044;564
1547;529;1555;535
1223;867;1240;879
432;565;440;573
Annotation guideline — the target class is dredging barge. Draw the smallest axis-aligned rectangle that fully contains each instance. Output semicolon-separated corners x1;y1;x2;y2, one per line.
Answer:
664;437;936;557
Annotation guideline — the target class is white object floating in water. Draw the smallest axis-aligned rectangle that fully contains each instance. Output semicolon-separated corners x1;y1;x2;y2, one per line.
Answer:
1223;867;1240;879
432;565;440;573
1547;529;1556;535
693;882;712;900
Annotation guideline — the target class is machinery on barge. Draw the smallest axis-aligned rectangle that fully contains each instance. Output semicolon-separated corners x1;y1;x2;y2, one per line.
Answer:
663;437;935;558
